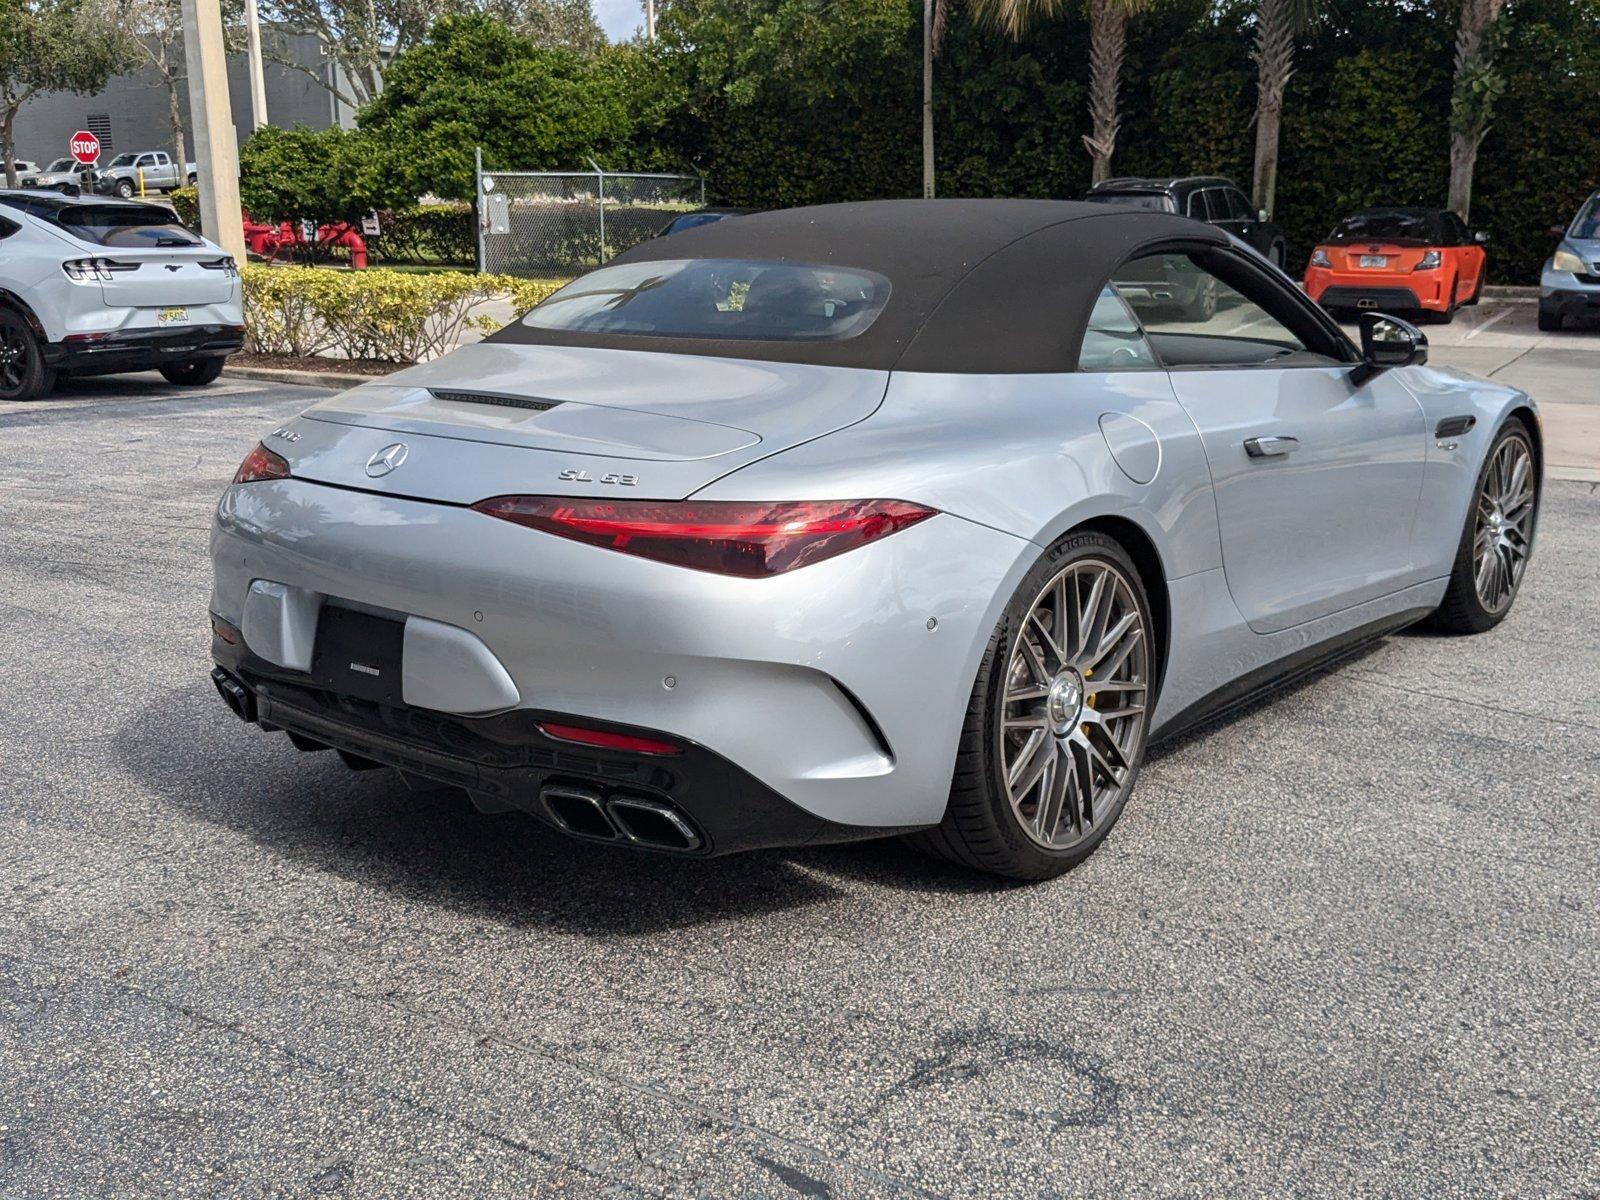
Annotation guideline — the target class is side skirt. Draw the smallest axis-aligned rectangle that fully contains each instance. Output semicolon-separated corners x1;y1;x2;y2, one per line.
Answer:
1149;605;1435;745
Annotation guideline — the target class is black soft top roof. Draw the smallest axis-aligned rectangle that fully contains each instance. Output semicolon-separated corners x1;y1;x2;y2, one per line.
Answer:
489;199;1227;373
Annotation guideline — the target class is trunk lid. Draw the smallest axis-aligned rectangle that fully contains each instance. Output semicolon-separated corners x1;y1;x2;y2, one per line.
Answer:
1333;242;1434;272
284;341;890;503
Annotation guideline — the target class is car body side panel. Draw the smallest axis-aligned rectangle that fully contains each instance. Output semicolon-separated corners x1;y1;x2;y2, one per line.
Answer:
1393;365;1541;575
694;368;1225;580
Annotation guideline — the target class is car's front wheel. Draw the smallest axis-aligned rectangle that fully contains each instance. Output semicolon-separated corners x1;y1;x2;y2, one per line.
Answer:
114;178;134;198
159;357;226;386
909;531;1156;880
1432;417;1538;633
0;309;55;402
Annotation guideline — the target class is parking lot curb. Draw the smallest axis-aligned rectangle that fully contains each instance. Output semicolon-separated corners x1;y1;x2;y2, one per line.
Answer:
225;364;375;390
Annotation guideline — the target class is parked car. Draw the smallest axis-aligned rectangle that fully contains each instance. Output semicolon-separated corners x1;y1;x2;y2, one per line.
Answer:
6;160;41;186
1304;207;1487;325
657;207;754;237
1539;190;1600;331
94;151;197;198
1084;176;1288;268
32;157;96;192
0;191;243;401
207;199;1540;881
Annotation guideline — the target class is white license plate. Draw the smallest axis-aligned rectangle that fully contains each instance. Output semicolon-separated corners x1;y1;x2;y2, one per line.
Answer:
157;306;190;326
1358;255;1389;269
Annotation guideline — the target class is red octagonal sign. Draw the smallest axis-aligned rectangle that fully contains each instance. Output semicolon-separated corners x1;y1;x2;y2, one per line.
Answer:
69;130;101;164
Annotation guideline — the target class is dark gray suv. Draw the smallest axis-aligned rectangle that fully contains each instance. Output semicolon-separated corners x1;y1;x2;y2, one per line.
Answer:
1084;176;1289;269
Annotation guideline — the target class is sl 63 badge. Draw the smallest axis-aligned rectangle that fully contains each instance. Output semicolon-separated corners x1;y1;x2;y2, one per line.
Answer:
558;468;638;486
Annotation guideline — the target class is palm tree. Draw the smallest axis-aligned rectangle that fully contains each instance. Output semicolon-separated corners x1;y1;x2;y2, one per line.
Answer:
964;0;1154;185
1250;0;1319;220
1445;0;1508;223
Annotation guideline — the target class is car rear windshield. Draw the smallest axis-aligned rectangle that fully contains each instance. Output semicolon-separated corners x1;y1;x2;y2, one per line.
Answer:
1084;192;1176;213
521;259;891;342
0;196;201;246
1327;211;1443;245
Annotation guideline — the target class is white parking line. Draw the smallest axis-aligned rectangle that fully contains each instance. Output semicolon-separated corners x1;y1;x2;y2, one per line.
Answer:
1464;306;1515;340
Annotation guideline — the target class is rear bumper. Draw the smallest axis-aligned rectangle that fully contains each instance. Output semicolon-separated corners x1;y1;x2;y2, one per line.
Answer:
45;324;243;375
1308;280;1427;312
209;650;889;855
209;477;1030;836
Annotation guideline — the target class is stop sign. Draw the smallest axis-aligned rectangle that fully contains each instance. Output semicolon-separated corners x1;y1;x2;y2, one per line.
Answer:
69;131;100;165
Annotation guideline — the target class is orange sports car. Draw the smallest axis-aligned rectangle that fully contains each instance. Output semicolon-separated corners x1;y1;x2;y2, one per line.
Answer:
1304;207;1489;324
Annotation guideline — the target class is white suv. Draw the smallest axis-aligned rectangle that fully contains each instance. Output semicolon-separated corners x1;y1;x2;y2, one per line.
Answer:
0;191;243;401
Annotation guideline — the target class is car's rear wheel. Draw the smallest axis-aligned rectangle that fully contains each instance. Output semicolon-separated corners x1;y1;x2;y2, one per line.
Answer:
158;357;226;386
0;309;55;402
1179;278;1218;322
1432;418;1537;634
908;531;1155;880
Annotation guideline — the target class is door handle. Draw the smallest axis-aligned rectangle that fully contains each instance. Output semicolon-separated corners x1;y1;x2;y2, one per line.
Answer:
1243;436;1300;458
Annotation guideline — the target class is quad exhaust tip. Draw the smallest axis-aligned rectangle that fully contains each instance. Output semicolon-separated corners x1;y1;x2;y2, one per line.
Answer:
540;783;702;852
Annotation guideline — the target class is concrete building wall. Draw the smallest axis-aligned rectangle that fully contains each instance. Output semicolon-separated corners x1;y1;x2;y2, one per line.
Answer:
9;31;354;167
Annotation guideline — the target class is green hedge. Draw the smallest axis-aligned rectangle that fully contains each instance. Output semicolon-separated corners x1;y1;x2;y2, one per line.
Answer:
371;203;478;266
240;265;561;361
657;0;1600;281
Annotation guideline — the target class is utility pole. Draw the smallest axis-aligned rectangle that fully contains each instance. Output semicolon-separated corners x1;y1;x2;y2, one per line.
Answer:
243;0;269;130
645;0;656;40
181;0;246;262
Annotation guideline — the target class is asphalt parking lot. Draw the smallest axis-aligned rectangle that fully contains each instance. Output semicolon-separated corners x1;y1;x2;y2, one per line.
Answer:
2;352;1597;1197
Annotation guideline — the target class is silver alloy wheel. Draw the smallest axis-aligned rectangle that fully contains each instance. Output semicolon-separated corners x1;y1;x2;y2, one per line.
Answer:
999;558;1149;850
1473;433;1535;613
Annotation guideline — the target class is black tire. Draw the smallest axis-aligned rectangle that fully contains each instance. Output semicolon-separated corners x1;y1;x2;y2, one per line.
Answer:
0;308;55;402
1537;307;1563;332
1179;278;1218;322
158;357;226;386
1465;273;1484;306
906;531;1157;881
114;178;134;199
1431;417;1538;634
187;173;197;186
1268;240;1286;270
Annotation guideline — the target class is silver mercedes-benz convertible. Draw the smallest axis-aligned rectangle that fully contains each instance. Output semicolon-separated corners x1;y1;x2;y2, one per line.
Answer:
209;200;1541;880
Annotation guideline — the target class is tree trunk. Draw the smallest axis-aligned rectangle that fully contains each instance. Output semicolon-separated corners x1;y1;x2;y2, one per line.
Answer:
166;75;188;186
922;0;934;198
1;103;17;191
1082;0;1126;185
1251;0;1295;217
1446;0;1505;224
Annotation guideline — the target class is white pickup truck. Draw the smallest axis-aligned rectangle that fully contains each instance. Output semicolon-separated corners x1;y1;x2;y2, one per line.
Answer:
94;151;198;197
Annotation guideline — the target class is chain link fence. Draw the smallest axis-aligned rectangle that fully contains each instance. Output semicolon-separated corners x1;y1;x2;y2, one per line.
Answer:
476;157;706;277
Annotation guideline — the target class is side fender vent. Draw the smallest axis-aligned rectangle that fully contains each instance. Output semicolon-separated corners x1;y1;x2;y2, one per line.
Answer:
428;388;562;413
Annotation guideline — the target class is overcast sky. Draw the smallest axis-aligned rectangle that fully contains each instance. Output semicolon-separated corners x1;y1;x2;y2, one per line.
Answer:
594;0;643;42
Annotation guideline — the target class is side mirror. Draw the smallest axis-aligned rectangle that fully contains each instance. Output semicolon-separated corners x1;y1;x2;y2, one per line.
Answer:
1358;312;1428;375
1473;230;1490;244
1258;208;1270;224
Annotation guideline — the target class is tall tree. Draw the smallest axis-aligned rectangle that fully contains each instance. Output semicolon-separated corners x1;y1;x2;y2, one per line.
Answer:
120;0;243;183
259;0;604;109
1445;0;1507;223
967;0;1154;184
1250;0;1318;219
0;0;131;187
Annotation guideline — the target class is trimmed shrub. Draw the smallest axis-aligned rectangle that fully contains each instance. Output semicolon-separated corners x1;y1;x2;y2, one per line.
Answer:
169;187;200;230
240;265;562;362
373;203;478;266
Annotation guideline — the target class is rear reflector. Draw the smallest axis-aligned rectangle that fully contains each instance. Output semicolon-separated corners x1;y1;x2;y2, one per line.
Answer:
471;497;937;577
232;443;290;484
539;721;683;756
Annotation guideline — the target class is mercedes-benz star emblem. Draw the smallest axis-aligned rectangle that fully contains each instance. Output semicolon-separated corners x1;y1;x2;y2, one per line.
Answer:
365;443;409;478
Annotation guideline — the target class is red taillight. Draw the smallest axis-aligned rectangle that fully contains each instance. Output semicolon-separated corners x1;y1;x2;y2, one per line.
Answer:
233;443;290;484
470;497;937;577
539;721;683;756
